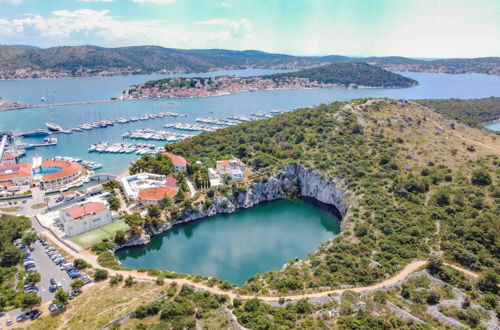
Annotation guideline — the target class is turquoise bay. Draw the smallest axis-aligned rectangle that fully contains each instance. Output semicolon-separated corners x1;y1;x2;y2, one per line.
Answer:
1;71;500;174
115;199;341;285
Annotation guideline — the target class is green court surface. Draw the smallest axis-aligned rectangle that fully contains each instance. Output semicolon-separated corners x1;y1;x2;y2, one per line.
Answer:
70;220;129;248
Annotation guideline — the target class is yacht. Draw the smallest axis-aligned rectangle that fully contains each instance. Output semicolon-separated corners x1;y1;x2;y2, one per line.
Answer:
45;122;63;132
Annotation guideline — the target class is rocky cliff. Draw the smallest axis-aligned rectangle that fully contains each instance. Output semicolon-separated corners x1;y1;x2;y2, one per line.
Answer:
119;164;354;249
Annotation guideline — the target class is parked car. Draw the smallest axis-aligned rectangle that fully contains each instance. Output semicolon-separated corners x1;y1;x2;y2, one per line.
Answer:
50;278;57;285
15;314;23;322
30;309;42;320
6;318;12;326
49;285;57;293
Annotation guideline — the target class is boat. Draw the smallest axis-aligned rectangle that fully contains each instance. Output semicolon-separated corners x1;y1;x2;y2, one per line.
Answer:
45;122;63;132
22;129;50;137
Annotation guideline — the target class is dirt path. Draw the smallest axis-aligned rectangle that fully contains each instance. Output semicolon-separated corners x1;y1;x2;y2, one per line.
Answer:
433;121;500;154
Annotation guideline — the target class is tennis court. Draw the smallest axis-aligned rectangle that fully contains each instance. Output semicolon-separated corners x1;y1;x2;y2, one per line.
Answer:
70;220;129;248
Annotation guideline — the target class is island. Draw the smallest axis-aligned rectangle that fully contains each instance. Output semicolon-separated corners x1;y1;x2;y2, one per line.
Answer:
121;62;418;100
1;44;499;79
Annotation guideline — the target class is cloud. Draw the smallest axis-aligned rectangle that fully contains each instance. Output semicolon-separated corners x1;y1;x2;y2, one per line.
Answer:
78;0;114;2
197;18;253;39
130;0;177;3
0;9;251;49
0;0;23;4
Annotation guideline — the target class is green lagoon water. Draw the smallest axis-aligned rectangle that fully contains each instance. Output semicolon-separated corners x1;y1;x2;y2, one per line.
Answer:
115;199;341;285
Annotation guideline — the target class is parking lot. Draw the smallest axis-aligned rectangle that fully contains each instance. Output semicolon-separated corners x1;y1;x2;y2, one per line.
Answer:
0;236;92;327
30;240;72;302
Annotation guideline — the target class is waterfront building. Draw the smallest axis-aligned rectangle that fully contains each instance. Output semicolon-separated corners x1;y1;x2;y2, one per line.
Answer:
60;202;114;237
34;159;87;191
0;153;16;166
120;172;177;201
0;163;33;188
138;186;178;206
162;152;188;172
215;158;245;181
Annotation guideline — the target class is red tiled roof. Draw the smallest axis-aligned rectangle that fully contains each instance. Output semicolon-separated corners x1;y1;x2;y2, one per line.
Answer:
164;176;178;187
40;160;86;182
0;163;32;181
162;152;187;167
217;160;231;168
1;154;16;160
139;187;177;201
64;202;107;220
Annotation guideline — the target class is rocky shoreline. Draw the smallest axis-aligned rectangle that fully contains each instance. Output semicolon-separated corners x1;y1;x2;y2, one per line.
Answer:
116;164;354;250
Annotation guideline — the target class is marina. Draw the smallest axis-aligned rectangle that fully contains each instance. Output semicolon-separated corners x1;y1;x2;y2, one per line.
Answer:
88;142;165;155
1;72;499;175
122;129;193;141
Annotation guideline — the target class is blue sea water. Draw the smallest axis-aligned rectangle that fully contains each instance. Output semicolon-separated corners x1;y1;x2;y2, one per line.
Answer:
1;71;499;174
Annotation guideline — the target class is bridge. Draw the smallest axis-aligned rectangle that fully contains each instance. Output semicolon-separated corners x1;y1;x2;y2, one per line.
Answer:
89;172;117;182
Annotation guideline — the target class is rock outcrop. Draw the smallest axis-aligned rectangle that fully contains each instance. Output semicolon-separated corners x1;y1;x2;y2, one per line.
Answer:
119;164;353;249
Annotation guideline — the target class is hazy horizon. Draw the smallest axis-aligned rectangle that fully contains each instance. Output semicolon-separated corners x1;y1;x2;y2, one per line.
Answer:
1;0;499;58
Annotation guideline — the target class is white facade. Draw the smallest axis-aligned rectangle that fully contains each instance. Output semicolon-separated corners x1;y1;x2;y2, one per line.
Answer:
60;208;113;237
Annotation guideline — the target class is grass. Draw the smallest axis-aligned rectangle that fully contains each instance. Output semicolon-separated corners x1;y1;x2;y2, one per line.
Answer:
0;206;22;212
31;203;47;209
29;282;168;330
70;220;129;248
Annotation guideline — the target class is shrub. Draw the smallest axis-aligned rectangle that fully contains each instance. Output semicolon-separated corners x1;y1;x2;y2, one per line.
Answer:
93;269;109;282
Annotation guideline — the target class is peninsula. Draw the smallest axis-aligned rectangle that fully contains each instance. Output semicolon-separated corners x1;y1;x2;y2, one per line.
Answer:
121;62;418;100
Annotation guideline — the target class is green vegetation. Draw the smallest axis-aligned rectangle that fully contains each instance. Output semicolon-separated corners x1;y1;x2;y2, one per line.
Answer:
270;62;417;87
0;214;31;311
130;284;228;329
2;45;499;78
148;98;498;295
416;97;500;127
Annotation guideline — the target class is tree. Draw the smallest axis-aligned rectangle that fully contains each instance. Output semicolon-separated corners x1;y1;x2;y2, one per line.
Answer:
295;299;313;314
124;275;135;287
16;292;41;311
73;258;90;270
175;188;185;202
93;269;109;282
102;180;120;193
426;290;440;304
427;256;443;275
471;169;492;186
477;270;499;294
25;271;41;284
122;214;144;229
114;230;126;245
21;232;37;247
0;244;23;267
159;196;172;209
107;196;120;211
53;289;69;306
70;279;84;292
147;206;161;219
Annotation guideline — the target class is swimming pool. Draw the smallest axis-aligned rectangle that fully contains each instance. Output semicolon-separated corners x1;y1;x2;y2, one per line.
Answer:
33;166;62;175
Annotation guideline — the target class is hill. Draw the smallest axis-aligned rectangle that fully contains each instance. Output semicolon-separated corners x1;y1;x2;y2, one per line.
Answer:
0;44;499;79
3;98;499;329
124;63;417;100
269;62;418;87
416;97;500;128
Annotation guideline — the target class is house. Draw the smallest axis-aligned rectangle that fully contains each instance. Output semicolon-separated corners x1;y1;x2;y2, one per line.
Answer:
0;163;32;187
60;202;113;237
138;187;178;206
120;173;177;201
216;158;245;174
162;152;188;172
215;158;245;181
0;153;16;166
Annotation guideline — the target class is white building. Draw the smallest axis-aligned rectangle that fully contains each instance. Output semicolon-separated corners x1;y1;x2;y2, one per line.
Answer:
120;173;177;201
60;202;113;237
214;158;245;182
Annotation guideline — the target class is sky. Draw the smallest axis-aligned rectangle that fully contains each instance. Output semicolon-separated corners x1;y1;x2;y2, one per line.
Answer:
0;0;499;58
